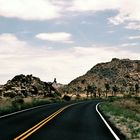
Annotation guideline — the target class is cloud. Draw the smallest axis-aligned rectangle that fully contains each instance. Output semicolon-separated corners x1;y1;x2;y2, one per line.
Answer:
107;31;115;34
121;43;139;47
70;0;140;28
128;36;140;40
0;33;27;54
0;0;61;20
70;0;119;11
0;0;140;29
125;22;140;30
36;32;73;43
0;34;28;83
0;33;140;85
108;1;140;26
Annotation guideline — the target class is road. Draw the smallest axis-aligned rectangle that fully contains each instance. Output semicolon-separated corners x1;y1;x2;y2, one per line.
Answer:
0;100;121;140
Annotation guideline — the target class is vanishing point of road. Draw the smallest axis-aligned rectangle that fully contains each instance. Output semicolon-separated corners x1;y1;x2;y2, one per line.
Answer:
0;100;123;140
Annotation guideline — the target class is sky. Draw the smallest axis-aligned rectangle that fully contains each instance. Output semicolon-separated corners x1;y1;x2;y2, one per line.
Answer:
0;0;140;84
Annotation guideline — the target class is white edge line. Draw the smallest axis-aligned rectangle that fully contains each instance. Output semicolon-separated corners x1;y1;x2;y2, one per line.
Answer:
0;103;57;119
96;103;120;140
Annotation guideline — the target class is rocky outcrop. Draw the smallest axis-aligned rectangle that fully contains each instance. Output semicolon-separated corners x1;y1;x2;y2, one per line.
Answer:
64;58;140;94
0;74;60;98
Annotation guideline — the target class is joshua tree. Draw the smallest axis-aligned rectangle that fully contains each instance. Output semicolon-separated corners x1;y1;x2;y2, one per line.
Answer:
76;86;81;97
86;85;92;98
97;87;102;98
112;85;118;96
135;83;139;97
91;84;97;98
104;83;110;97
86;84;97;98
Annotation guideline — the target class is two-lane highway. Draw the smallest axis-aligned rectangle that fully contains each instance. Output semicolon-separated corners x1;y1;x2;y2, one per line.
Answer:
0;100;120;140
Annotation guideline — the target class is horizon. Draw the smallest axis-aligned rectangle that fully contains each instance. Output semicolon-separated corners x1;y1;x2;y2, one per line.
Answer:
0;57;138;85
0;0;140;84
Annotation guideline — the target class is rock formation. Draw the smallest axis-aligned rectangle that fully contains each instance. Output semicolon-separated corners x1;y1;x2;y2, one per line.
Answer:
0;74;60;98
64;58;140;95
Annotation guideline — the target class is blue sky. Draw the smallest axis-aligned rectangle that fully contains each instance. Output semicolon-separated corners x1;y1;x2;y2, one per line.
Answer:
0;0;140;84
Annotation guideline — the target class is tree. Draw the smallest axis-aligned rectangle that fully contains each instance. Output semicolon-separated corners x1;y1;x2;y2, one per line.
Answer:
86;85;92;98
76;86;81;98
104;83;110;97
112;85;118;96
135;83;139;97
97;87;102;98
86;84;97;98
129;85;135;96
91;84;97;98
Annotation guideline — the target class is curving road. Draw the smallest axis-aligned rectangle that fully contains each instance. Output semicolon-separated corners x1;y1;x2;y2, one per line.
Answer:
0;100;121;140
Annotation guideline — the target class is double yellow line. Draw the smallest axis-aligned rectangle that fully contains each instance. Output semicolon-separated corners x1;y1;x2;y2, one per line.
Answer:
14;104;72;140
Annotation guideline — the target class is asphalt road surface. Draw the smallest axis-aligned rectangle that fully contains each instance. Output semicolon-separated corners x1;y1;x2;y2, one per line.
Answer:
0;100;121;140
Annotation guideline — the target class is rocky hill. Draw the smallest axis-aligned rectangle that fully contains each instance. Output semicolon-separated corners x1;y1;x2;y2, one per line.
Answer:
64;58;140;95
0;74;60;98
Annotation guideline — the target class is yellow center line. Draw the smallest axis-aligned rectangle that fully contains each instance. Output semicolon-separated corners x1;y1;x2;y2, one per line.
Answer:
20;107;68;140
14;107;64;140
14;104;73;140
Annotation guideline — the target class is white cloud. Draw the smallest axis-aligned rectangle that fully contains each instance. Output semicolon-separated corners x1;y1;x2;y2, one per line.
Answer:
108;1;140;26
0;0;140;29
70;0;140;28
121;43;139;47
36;32;73;43
70;0;119;11
111;0;140;24
125;22;140;30
128;36;140;40
0;0;61;20
0;33;140;85
0;33;27;54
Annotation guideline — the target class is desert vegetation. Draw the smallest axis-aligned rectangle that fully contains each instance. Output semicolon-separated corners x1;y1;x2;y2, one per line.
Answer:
100;97;140;140
0;96;63;116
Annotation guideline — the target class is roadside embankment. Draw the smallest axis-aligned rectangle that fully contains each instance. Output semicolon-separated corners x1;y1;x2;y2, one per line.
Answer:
99;97;140;140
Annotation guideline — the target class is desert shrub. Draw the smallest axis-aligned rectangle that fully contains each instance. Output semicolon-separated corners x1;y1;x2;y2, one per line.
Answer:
12;98;24;109
62;95;71;101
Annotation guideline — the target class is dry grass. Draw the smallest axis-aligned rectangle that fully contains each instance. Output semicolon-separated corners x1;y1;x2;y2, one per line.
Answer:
0;97;54;116
100;97;140;140
109;114;140;139
113;98;140;113
0;99;11;109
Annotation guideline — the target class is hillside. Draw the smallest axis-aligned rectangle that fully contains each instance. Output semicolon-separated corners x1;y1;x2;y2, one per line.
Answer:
0;74;60;98
64;58;140;96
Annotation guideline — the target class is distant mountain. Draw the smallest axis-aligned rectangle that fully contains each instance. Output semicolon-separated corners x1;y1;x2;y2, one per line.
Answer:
64;58;140;94
0;74;60;98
